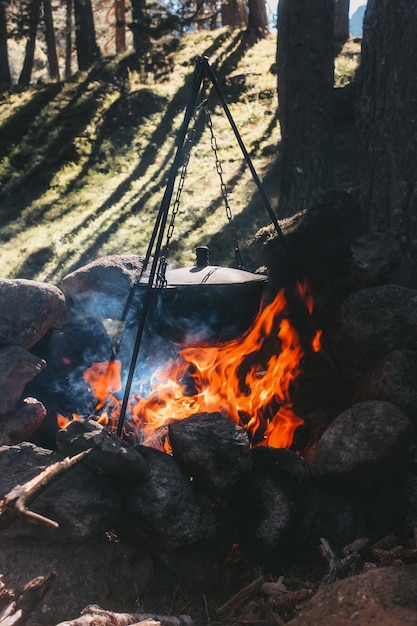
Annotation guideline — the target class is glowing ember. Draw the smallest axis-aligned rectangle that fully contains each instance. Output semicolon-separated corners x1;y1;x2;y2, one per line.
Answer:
59;283;321;450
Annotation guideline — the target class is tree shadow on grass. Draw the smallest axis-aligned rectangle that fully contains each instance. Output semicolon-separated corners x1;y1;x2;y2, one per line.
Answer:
8;29;277;279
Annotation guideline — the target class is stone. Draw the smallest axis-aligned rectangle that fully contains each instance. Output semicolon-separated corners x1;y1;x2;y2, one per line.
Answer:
0;278;65;348
235;448;310;563
61;254;150;321
0;345;46;414
340;284;417;366
248;189;364;288
309;400;414;490
56;418;148;482
349;232;404;289
0;442;122;543
0;397;46;444
168;412;252;496
0;536;154;626
353;350;417;423
286;564;417;626
123;445;211;552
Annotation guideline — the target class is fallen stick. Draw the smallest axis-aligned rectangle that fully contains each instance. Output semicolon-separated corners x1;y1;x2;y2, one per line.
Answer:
216;576;264;618
0;572;56;626
0;450;91;530
54;605;194;626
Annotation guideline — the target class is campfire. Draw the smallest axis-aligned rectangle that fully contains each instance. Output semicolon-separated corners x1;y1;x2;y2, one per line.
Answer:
1;198;417;624
57;283;320;453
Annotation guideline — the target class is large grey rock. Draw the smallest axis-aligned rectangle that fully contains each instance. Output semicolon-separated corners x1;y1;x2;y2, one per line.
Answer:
56;418;148;482
123;445;210;552
0;442;121;543
168;412;252;496
61;254;150;320
349;232;404;289
287;564;417;626
309;400;414;490
0;537;154;626
353;350;417;423
0;278;65;348
340;284;417;365
0;345;45;414
0;397;46;444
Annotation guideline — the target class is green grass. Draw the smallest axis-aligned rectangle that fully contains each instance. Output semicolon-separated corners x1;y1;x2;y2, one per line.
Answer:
0;29;360;284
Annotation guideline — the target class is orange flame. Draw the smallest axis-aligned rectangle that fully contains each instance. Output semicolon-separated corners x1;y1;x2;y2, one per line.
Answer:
128;286;315;449
60;283;321;450
57;361;121;431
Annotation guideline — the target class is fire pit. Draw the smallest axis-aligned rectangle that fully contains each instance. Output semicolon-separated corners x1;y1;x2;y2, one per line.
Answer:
1;194;417;625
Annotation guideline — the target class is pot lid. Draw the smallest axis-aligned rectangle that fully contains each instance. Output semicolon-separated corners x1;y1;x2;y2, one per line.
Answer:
164;265;268;287
164;246;268;287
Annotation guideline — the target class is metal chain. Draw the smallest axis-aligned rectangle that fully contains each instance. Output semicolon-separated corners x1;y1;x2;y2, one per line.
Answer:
156;97;208;288
204;105;245;270
158;92;245;280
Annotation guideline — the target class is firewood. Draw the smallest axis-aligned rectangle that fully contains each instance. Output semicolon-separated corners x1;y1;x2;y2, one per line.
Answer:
0;572;56;626
342;536;370;556
216;576;264;618
372;547;417;566
370;533;399;550
0;450;90;530
264;588;314;609
54;605;194;626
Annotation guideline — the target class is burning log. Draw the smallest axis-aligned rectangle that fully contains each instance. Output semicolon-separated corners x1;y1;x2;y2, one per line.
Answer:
54;605;194;626
0;449;90;530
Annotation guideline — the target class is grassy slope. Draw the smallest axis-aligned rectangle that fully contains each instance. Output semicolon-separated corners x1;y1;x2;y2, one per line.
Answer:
0;30;360;284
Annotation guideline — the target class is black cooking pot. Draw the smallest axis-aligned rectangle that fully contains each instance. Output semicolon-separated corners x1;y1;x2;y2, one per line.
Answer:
153;247;268;346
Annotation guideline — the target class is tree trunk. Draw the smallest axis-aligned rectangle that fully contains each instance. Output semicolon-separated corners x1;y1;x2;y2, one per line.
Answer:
0;0;12;90
115;0;126;53
356;0;417;280
334;0;349;43
130;0;150;55
43;0;60;80
65;0;72;77
246;0;268;40
277;0;335;217
221;0;247;27
73;0;99;71
18;0;42;88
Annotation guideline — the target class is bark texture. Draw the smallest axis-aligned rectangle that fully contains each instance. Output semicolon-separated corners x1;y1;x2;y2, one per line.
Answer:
0;0;12;90
334;0;349;42
277;0;334;217
73;0;99;71
356;0;417;282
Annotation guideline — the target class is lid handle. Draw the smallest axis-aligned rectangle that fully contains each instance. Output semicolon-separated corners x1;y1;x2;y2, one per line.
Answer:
196;246;210;267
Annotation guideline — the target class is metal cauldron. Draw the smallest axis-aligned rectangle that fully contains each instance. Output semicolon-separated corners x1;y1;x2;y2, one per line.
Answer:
153;247;268;346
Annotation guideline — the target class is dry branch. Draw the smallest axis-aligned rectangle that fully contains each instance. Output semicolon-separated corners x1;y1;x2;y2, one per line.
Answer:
54;605;194;626
0;450;90;530
216;576;264;618
0;572;56;626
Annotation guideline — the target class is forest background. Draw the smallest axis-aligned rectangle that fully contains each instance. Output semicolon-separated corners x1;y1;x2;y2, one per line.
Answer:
0;0;416;288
